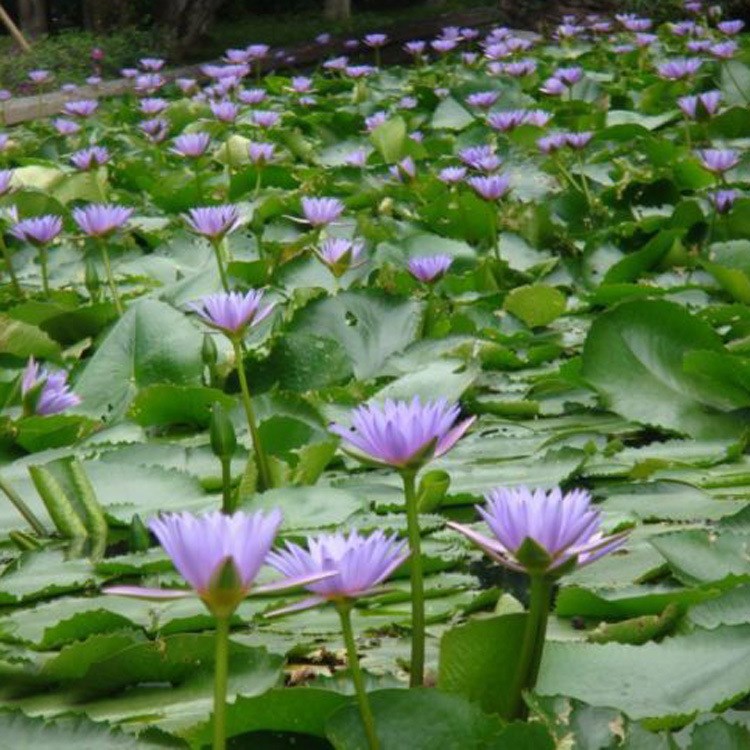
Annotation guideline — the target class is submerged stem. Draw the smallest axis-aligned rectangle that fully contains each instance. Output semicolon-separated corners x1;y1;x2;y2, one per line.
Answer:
98;238;123;315
212;616;230;750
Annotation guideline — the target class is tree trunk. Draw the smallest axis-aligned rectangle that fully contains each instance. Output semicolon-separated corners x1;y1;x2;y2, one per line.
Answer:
157;0;227;58
18;0;47;38
324;0;351;22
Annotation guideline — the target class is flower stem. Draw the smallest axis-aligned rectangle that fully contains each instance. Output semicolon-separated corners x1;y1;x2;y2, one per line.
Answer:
401;469;425;687
0;235;22;297
0;474;48;537
220;457;234;514
508;575;552;720
232;339;273;491
38;244;50;297
213;615;230;750
211;238;231;292
576;154;594;214
98;239;123;315
337;603;380;750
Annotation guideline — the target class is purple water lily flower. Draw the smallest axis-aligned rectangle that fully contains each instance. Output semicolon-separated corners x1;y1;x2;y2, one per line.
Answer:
459;145;501;172
448;486;627;577
252;110;280;128
408;254;453;283
540;77;567;96
710;41;738;60
432;38;458;54
468;173;511;200
140;118;169;142
224;48;252;64
487;110;527;132
658;58;702;80
616;13;652;31
330;396;475;470
73;204;133;237
301;197;344;227
678;90;722;119
120;68;139;79
29;69;51;84
404;40;426;57
718;20;745;35
504;60;537;77
399;96;418;110
70;146;109;171
176;78;198;94
555;66;584;86
184;205;241;240
390;156;417;182
189;290;274;337
267;530;408;615
698;148;740;174
364;33;388;48
210;100;239;123
466;91;499;109
53;118;80;135
10;215;62;245
63;99;98;118
140;57;165;71
323;56;349;72
135;73;165;94
438;166;468;184
365;111;387;132
345;65;376;79
317;237;364;276
238;88;267;105
104;510;325;617
538;133;569;154
344;148;368;168
171;132;211;158
140;97;168;115
566;132;593;150
247;44;270;60
0;169;12;196
21;357;81;415
247;141;275;164
687;40;713;53
710;189;738;214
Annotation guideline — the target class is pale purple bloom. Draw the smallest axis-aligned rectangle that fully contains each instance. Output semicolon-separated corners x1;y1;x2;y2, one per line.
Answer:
462;52;479;66
658;58;702;80
290;76;313;93
344;39;359;50
238;88;267;105
53;118;80;135
449;486;627;576
710;189;738;214
86;76;101;86
267;530;408;615
435;87;450;99
316;33;331;45
317;237;364;275
432;38;458;54
140;118;169;142
210;100;239;123
718;20;744;35
399;96;418;110
538;133;570;154
438;166;467;184
63;99;98;117
246;44;270;60
345;148;368;168
171;132;211;158
10;215;62;245
555;66;584;86
684;1;702;12
526;109;552;127
616;14;652;31
540;77;567;96
330;396;474;470
345;65;376;79
189;290;274;336
566;132;593;150
670;20;699;36
365;111;388;132
225;48;252;64
487;110;527;132
104;510;310;615
687;40;713;53
29;69;51;84
252;110;280;128
678;90;722;119
323;56;349;72
635;33;658;48
613;44;636;54
135;74;165;94
462;27;479;40
408;254;453;283
506;36;533;53
176;78;198;94
140;57;165;71
466;91;499;109
404;40;426;57
0;169;12;196
301;197;344;227
504;60;537;77
139;97;168;115
484;42;510;61
70;146;109;171
120;68;138;79
0;134;8;152
21;357;81;415
459;145;501;172
0;89;11;102
247;141;275;164
468;174;511;200
73;204;133;237
390;156;416;182
711;41;738;60
698;148;740;174
184;205;241;239
556;23;585;39
364;33;388;48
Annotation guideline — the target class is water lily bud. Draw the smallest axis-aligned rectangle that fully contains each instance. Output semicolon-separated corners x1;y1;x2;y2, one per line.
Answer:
85;257;100;301
210;402;236;460
202;332;218;367
417;469;450;512
129;513;151;552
